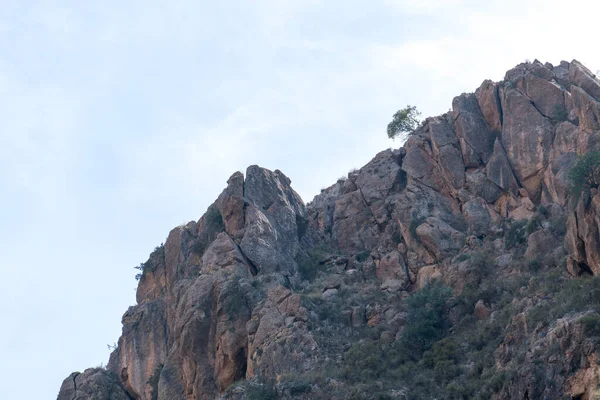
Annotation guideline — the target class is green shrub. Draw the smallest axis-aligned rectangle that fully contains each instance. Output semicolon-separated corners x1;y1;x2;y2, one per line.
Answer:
356;250;370;263
553;105;569;121
147;363;164;400
548;214;567;236
246;380;277;400
297;254;320;282
569;152;600;205
222;281;248;317
467;250;495;282
455;253;469;263
398;284;453;359
580;314;600;336
135;243;165;280
409;216;426;242
192;205;225;256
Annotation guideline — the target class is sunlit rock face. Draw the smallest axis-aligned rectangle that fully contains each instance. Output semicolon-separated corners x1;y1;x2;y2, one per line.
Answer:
58;59;600;400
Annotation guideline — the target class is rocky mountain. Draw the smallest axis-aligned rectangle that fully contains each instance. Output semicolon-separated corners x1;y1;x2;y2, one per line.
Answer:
58;59;600;400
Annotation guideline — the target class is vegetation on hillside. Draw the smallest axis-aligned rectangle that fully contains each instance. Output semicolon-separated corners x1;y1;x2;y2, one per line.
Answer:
569;152;600;206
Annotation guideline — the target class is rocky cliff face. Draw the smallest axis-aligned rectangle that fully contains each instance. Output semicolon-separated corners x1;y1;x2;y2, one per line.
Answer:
58;60;600;400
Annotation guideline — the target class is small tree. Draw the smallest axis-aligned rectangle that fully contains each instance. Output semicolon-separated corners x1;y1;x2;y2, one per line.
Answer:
569;152;600;205
387;105;421;140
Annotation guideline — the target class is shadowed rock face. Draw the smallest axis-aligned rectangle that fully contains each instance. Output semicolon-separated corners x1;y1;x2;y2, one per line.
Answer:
58;59;600;400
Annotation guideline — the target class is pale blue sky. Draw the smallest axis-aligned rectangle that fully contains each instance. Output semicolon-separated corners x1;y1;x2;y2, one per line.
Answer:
1;1;599;398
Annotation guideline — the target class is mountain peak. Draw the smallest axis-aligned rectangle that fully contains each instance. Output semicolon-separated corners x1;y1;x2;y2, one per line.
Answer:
58;59;600;399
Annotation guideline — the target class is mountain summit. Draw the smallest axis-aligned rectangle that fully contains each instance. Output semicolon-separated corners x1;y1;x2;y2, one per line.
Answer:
58;59;600;400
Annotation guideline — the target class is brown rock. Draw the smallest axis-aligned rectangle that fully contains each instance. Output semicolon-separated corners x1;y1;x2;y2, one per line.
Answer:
569;59;600;101
462;197;492;236
475;79;502;132
428;116;465;190
57;369;132;400
501;88;554;198
486;139;518;193
452;93;496;164
525;72;567;120
474;300;490;320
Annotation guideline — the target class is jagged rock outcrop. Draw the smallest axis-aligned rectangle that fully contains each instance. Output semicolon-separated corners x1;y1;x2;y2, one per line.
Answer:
58;59;600;400
57;369;132;400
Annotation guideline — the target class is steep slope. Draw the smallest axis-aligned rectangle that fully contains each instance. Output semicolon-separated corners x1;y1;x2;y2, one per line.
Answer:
58;59;600;400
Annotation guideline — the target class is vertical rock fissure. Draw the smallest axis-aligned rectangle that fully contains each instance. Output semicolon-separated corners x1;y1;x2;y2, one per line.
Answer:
70;373;79;400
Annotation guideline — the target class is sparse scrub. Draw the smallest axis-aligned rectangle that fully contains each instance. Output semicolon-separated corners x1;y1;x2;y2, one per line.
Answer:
135;243;165;280
505;219;528;249
580;314;600;336
569;151;600;205
147;363;164;400
245;379;278;400
192;205;225;257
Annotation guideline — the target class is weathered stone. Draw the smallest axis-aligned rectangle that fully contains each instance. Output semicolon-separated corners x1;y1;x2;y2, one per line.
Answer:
331;190;380;254
401;139;444;191
57;369;132;400
565;193;600;275
571;86;600;134
216;172;246;242
466;169;503;203
524;229;560;260
453;93;496;164
108;301;168;400
486;139;518;193
355;149;403;205
474;300;490;320
553;60;571;87
416;265;442;289
544;152;577;206
60;59;600;400
202;232;252;275
428;117;465;190
553;121;578;157
501;88;554;198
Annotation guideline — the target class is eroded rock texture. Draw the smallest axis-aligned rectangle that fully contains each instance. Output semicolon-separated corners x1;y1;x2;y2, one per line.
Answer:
58;59;600;399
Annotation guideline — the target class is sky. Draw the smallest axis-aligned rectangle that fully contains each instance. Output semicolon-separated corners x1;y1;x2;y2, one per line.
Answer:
1;0;600;398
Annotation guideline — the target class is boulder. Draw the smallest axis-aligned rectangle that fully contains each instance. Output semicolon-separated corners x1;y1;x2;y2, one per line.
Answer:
57;369;132;400
415;217;466;261
452;93;496;164
569;59;600;101
463;197;492;236
501;89;554;198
